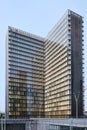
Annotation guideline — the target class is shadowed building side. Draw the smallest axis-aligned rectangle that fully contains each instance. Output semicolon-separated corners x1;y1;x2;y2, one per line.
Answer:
70;11;84;117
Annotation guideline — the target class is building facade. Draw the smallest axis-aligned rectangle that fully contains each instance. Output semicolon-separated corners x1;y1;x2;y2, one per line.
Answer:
6;10;84;118
44;10;84;118
6;27;45;118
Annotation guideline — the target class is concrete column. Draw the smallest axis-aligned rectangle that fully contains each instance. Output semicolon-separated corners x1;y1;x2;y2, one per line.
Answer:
1;120;3;130
58;126;60;130
70;126;73;130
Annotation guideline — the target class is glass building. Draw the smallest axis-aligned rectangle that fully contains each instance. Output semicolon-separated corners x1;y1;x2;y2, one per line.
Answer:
6;10;84;118
45;10;84;118
6;27;45;118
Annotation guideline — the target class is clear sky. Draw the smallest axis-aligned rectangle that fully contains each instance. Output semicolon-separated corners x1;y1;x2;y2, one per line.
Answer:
0;0;87;112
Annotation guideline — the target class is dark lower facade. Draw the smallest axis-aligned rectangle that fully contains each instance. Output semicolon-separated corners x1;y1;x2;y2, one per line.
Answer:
0;119;87;130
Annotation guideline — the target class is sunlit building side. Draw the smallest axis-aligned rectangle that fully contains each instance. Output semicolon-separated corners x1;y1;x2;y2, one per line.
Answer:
45;10;84;118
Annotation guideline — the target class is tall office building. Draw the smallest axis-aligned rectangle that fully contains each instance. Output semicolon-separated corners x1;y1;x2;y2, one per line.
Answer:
6;10;84;118
45;10;84;118
6;27;44;118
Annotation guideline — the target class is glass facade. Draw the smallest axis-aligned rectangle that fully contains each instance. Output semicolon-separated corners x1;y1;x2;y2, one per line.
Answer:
6;10;84;118
45;10;72;118
44;10;84;118
6;27;44;118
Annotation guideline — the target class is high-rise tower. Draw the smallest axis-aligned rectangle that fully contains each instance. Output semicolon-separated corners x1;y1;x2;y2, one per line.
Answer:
6;27;44;118
6;10;84;118
45;10;84;118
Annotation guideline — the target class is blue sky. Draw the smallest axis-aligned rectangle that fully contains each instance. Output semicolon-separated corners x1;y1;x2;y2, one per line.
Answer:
0;0;87;112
